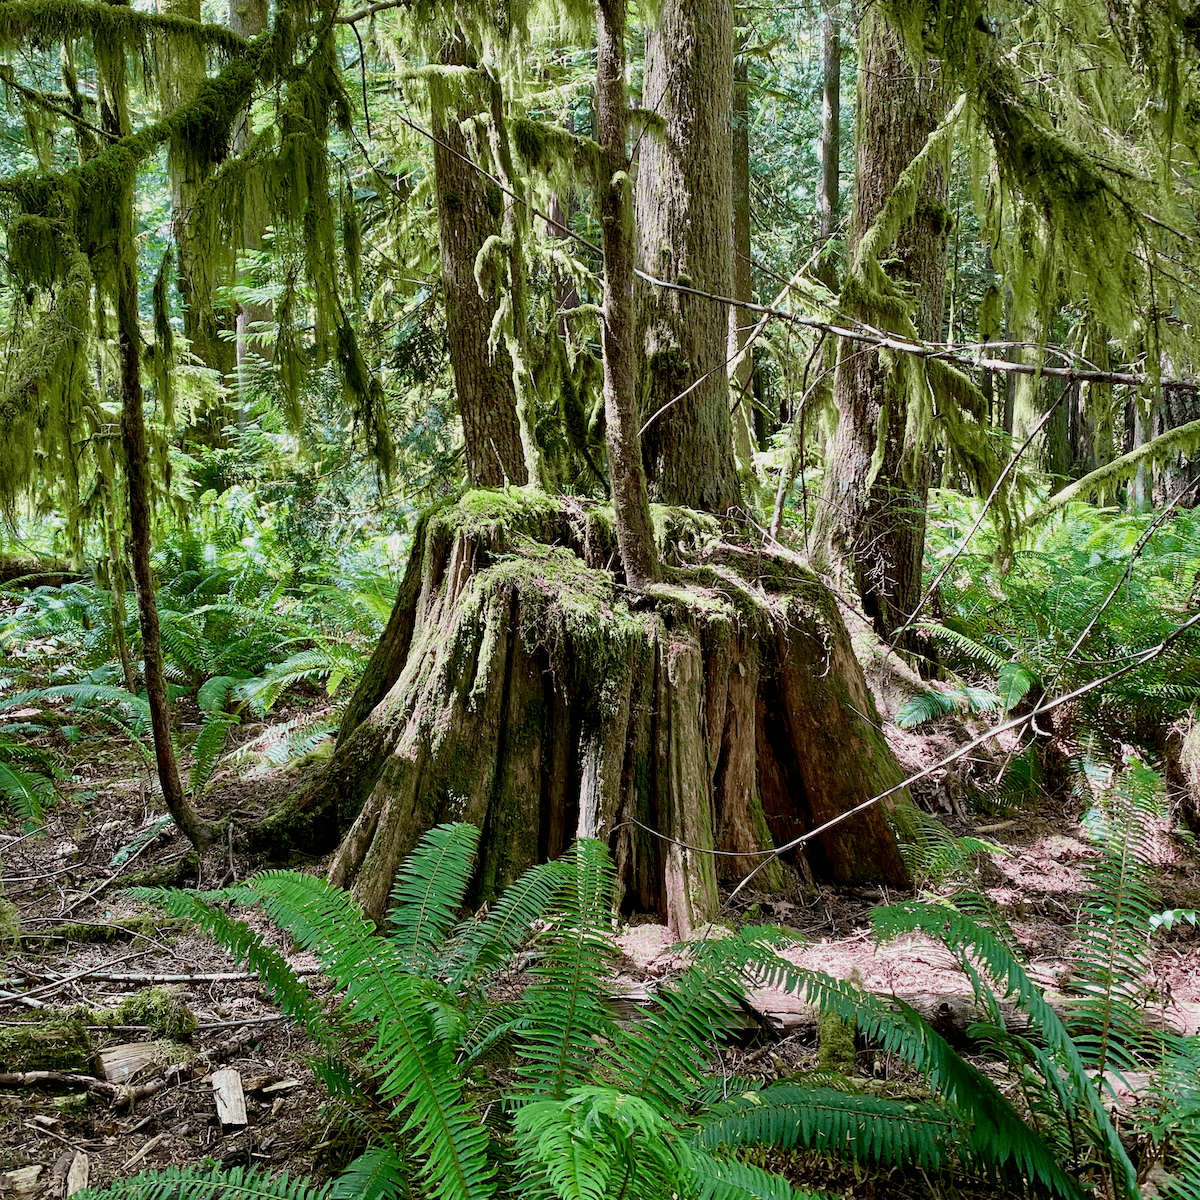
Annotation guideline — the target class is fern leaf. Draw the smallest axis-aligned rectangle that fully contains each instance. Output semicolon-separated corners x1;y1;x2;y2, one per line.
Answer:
690;1150;820;1200
517;841;617;1099
244;872;494;1200
191;714;238;797
72;1164;331;1200
871;902;1137;1197
446;858;573;991
695;1085;956;1170
386;822;479;972
996;662;1034;710
330;1143;413;1200
607;935;758;1110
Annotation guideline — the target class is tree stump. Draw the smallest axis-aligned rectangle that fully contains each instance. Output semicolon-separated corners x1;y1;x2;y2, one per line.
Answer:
256;491;913;931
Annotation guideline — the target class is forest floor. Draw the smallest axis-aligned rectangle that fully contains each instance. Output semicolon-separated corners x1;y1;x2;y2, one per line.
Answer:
2;706;1200;1198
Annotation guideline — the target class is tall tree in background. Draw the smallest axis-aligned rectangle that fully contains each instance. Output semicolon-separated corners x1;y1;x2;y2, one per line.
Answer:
635;0;741;513
812;11;953;643
430;35;528;489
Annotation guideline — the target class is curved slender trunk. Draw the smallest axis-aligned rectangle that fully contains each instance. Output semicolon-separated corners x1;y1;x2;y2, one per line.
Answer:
102;30;219;849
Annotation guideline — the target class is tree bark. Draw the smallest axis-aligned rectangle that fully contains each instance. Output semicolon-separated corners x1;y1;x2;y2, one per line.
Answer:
728;34;756;468
635;0;741;514
815;1;841;293
254;495;912;929
430;36;529;489
811;13;951;644
597;0;658;588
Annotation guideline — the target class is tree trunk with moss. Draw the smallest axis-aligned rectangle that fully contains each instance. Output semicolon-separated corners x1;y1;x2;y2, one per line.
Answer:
597;0;659;589
254;492;913;928
811;13;950;644
430;36;528;489
635;0;741;514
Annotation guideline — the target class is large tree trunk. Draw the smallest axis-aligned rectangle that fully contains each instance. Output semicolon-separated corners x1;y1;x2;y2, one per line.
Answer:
597;0;659;589
430;36;528;489
635;0;741;514
256;493;913;930
811;13;950;643
728;34;756;469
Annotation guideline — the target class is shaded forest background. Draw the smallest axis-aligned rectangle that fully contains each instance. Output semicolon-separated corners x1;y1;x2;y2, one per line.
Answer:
3;0;1200;1196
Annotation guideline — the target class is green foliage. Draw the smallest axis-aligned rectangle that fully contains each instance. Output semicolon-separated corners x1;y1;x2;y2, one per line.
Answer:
0;721;58;825
121;823;1136;1200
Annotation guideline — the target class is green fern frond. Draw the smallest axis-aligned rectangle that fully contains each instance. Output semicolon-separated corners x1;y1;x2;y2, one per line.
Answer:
330;1142;413;1200
871;902;1137;1197
514;1087;691;1200
0;756;56;825
894;809;1004;887
913;621;1006;670
198;674;244;713
607;935;760;1110
387;822;479;972
447;858;572;992
127;885;332;1043
1068;760;1166;1078
895;685;1002;729
517;841;618;1099
243;871;494;1200
191;713;239;797
695;1084;956;1170
690;1151;822;1200
72;1164;330;1200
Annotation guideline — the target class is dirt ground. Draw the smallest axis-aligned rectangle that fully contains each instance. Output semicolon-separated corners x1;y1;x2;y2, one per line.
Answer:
1;712;1199;1198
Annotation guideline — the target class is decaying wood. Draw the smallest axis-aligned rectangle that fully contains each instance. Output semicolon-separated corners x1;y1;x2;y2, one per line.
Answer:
264;493;914;933
1;1165;43;1199
212;1068;248;1126
51;1149;88;1198
97;1043;159;1084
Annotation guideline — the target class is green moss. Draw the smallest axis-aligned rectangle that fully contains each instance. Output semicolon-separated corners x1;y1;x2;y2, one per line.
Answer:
0;898;19;956
0;1018;91;1073
121;851;199;889
95;986;198;1041
22;914;186;949
817;1008;858;1075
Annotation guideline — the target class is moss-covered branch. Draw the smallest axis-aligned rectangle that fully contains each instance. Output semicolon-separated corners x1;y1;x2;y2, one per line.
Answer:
0;0;248;58
1020;416;1200;531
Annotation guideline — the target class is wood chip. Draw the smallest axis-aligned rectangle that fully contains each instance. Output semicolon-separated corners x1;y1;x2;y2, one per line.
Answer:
1;1166;43;1199
260;1078;299;1095
212;1068;247;1126
97;1043;159;1084
64;1152;88;1197
120;1133;165;1172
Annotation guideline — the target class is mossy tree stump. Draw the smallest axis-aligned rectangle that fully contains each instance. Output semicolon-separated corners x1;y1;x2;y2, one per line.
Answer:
258;490;912;930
